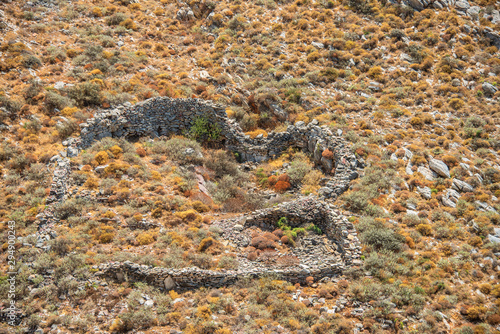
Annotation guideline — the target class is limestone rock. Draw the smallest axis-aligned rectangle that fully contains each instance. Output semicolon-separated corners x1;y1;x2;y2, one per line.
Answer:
482;82;498;96
164;276;176;290
489;228;500;244
455;0;470;11
467;6;480;19
429;158;450;178
442;188;460;207
418;166;437;181
452;179;474;193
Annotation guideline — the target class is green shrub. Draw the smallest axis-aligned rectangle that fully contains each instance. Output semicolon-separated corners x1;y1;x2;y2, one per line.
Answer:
211;175;239;203
151;137;203;164
204;150;240;179
306;224;322;235
218;255;238;269
359;218;404;252
22;54;42;69
347;0;374;14
45;90;72;113
187;116;222;146
287;159;312;185
276;217;289;229
118;307;156;331
54;198;88;220
107;13;127;26
68;82;101;107
342;184;379;213
56;120;78;139
0;95;24;114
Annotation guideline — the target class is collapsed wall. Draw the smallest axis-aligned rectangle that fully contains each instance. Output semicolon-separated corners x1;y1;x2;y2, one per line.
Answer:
95;197;361;291
78;97;361;198
241;197;361;265
94;260;345;291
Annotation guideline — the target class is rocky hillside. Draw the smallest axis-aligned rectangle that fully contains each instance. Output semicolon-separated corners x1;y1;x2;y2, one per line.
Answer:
1;0;500;333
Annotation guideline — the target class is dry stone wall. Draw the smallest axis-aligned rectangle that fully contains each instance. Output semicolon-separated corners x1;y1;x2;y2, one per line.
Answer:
32;96;364;291
95;197;361;291
77;97;361;199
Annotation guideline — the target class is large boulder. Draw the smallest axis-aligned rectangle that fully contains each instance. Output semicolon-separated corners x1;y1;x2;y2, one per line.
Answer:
482;82;498;97
429;159;450;178
164;276;176;291
452;179;474;193
417;186;432;199
418;166;437;181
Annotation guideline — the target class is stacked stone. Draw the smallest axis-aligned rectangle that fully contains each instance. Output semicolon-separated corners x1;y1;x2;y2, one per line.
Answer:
46;157;71;204
95;197;361;290
241;197;361;264
94;260;344;291
78;98;231;148
35;156;71;250
126;219;162;230
78;97;362;199
37;97;365;289
402;0;456;11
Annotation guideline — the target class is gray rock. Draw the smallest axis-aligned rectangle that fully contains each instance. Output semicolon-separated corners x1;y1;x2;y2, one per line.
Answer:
311;41;324;49
164;276;176;291
417;166;436;181
489;235;500;244
482;82;498;96
460;162;470;170
452;179;474;192
455;0;470;11
318;187;334;197
467;6;480;19
67;147;78;158
95;165;108;174
417;186;432;199
475;201;497;213
233;224;244;231
442;189;460;207
429;159;450;178
406;162;413;175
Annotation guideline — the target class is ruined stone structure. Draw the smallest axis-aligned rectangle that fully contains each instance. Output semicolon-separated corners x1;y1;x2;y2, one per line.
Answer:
95;197;361;291
32;96;364;291
77;97;361;199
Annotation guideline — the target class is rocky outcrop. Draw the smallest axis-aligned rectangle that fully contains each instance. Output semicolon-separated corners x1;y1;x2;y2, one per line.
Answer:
401;0;457;11
482;81;498;97
452;179;474;193
35;156;71;250
77;97;362;199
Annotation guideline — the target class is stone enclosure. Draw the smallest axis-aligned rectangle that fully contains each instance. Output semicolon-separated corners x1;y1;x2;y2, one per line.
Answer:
77;97;362;199
42;97;363;290
95;197;361;291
